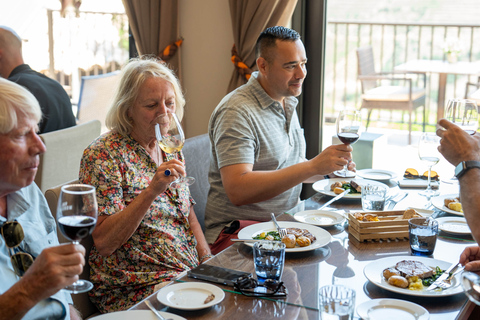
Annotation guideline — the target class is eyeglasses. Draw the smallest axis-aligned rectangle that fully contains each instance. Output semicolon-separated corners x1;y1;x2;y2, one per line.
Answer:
1;221;34;277
404;168;439;181
234;275;287;297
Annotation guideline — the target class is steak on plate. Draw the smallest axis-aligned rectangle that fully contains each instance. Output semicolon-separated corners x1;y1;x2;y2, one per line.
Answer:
395;260;434;279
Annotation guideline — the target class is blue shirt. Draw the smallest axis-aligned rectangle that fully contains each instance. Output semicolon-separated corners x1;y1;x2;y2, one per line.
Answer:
0;183;73;320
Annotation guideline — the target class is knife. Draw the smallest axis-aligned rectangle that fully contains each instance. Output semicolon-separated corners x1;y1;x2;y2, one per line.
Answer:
426;262;461;290
319;189;350;210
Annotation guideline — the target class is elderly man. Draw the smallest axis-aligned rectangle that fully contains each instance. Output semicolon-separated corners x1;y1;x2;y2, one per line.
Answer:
0;26;76;133
206;26;354;253
0;78;84;320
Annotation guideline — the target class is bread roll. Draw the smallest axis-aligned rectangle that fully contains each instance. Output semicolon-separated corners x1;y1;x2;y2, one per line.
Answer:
387;275;409;288
282;234;296;248
364;213;379;222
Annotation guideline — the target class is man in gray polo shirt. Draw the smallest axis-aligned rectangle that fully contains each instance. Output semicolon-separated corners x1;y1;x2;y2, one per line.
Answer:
206;26;354;252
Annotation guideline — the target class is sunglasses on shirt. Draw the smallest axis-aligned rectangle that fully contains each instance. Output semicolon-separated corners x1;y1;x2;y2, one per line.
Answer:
1;221;34;277
403;168;439;181
234;275;287;297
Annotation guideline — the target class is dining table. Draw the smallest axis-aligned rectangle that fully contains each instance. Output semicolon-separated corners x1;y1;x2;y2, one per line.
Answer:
129;178;477;319
394;59;480;121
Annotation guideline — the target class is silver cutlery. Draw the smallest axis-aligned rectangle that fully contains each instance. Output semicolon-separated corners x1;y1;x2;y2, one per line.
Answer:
145;300;170;320
385;192;407;210
231;239;280;243
427;262;462;291
319;189;350;210
271;213;287;238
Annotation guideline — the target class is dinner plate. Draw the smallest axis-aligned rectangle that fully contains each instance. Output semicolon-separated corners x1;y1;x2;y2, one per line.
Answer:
237;221;332;252
356;169;398;181
90;310;186;320
312;178;388;199
437;217;471;235
293;210;346;227
431;194;463;216
157;282;225;310
364;255;463;297
357;298;429;320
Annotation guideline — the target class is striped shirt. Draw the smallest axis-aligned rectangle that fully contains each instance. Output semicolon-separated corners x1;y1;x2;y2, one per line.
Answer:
205;72;306;243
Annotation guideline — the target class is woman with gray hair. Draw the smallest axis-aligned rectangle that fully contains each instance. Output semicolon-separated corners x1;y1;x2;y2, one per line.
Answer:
79;57;211;313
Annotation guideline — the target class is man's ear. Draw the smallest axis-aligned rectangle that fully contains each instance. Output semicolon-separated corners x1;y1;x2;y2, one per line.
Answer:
256;57;268;74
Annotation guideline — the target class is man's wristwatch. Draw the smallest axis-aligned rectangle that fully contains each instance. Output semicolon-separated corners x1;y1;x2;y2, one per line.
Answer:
454;160;480;179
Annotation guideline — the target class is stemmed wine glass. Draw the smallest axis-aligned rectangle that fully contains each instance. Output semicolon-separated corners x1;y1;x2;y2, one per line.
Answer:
57;184;97;293
462;271;480;306
335;110;362;177
155;113;195;188
418;133;441;198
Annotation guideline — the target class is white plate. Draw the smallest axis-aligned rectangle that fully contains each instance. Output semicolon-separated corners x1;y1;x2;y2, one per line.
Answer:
357;298;429;320
293;210;346;227
157;282;224;310
431;194;463;216
312;178;388;199
364;255;463;297
437;217;471;235
90;310;186;320
356;169;398;181
237;221;332;252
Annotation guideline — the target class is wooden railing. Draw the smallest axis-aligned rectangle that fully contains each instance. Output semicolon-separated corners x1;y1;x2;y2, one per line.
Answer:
324;20;480;126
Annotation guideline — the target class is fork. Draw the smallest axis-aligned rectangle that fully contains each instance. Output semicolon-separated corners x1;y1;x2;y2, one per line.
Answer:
436;264;463;290
271;213;287;238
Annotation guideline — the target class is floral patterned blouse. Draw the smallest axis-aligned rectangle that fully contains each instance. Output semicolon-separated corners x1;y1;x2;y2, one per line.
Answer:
79;131;199;313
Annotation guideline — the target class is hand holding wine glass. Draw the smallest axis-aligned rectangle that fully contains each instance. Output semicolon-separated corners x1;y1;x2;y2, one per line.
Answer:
335;110;362;178
446;99;479;135
57;184;97;293
155;113;195;188
418;133;441;198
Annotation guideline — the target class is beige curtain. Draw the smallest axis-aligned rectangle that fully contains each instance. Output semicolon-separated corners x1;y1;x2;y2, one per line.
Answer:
122;0;181;76
227;0;298;93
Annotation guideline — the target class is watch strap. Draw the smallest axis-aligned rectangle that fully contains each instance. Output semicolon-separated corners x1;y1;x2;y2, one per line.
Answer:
455;160;480;179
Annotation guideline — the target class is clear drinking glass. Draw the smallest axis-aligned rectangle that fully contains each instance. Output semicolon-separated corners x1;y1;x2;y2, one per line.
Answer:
446;98;479;135
155;113;195;188
462;271;480;306
335;110;362;178
418;133;440;198
57;184;97;293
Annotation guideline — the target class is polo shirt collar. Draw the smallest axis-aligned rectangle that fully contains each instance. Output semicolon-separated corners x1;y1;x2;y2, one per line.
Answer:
248;71;298;111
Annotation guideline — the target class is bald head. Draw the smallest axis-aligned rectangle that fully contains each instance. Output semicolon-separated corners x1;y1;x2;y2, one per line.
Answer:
0;26;24;78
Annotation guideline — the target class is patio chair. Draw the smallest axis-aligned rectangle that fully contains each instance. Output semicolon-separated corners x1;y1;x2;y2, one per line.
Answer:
465;76;480;106
356;46;427;144
77;71;121;133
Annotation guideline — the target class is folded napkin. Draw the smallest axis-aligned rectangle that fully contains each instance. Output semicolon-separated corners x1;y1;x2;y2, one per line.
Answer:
398;179;439;189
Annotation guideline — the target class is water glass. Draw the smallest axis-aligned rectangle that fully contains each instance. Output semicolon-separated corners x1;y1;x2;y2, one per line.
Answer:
253;241;285;282
319;285;356;320
361;185;387;211
408;217;438;256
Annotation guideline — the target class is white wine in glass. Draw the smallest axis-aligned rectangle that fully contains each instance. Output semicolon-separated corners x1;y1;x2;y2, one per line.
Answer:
57;184;97;293
418;133;440;198
155;113;195;188
335;110;362;178
446;99;479;135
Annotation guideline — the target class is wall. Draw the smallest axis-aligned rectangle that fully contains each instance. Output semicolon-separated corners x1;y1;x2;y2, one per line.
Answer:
179;0;234;138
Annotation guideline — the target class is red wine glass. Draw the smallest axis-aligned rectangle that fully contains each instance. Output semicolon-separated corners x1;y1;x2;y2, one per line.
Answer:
334;110;362;177
57;184;97;293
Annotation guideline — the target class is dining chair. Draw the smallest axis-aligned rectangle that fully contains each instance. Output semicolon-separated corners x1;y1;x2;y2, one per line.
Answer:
182;133;211;231
465;77;480;106
45;180;100;318
356;46;427;144
77;71;121;134
35;120;101;193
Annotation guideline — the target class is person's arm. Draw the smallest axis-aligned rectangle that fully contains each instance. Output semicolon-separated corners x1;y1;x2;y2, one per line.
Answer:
69;304;83;320
187;207;212;263
0;244;85;320
220;143;352;206
90;159;185;257
437;119;480;242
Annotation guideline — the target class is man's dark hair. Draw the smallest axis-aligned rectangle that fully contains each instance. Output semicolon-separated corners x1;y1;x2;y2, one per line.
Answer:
255;26;300;61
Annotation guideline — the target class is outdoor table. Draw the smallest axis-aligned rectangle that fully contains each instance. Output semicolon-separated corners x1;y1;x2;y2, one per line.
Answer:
394;59;480;121
130;181;477;319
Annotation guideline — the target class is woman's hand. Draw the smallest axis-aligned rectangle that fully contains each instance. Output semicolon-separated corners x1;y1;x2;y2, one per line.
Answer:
149;159;186;195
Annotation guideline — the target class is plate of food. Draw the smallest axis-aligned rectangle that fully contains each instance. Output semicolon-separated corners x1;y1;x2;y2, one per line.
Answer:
364;255;463;297
437;217;471;235
157;282;224;311
356;299;429;320
312;178;388;199
356;169;398;181
237;221;332;252
431;194;463;216
293;210;346;227
90;310;186;320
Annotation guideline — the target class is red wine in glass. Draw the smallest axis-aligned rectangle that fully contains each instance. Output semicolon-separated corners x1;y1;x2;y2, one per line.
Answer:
337;132;360;145
334;110;362;178
58;216;96;241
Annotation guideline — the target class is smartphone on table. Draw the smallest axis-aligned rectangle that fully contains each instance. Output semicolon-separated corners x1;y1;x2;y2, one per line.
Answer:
187;264;252;286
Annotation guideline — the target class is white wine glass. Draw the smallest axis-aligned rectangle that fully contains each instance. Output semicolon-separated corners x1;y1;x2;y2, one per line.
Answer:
57;184;97;293
155;113;195;188
334;110;362;178
446;98;479;135
418;133;441;198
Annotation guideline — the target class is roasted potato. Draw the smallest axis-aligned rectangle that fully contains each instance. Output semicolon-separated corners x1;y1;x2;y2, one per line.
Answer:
282;234;296;248
296;236;311;247
387;275;409;288
383;267;400;280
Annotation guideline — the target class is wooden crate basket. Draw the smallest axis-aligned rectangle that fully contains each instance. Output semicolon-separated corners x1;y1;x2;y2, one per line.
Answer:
348;211;411;242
